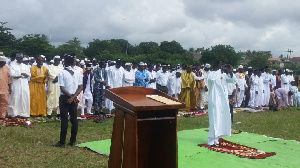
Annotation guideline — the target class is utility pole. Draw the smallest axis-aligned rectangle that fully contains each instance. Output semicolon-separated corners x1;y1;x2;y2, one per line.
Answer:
285;49;293;59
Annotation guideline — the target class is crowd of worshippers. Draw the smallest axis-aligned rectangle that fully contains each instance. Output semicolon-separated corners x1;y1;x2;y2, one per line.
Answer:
0;52;300;120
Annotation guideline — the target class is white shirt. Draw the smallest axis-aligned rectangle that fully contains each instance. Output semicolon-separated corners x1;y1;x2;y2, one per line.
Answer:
156;71;170;86
58;66;83;95
146;70;157;89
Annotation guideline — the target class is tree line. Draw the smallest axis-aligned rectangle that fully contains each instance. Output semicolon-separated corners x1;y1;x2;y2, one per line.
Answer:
1;21;299;73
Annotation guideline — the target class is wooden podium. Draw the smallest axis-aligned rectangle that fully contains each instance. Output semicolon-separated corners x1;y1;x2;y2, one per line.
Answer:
105;86;185;168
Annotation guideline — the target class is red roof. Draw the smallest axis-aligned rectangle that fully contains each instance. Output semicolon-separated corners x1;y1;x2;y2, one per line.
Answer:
268;58;280;61
290;57;300;61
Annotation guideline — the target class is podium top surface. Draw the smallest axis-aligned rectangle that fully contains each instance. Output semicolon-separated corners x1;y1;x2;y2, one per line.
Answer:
105;86;185;111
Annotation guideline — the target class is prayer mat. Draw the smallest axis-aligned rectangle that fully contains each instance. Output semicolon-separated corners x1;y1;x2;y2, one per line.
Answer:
198;138;276;159
0;118;36;127
77;129;300;168
234;107;266;113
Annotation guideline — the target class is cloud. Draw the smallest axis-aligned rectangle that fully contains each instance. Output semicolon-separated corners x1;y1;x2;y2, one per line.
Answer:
1;0;300;57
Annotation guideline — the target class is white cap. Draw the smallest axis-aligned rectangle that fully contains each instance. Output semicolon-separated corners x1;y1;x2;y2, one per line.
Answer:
272;69;276;72
0;56;7;62
125;62;132;66
205;64;211;68
233;69;237;71
54;55;61;59
40;55;46;59
139;62;145;66
248;67;252;69
23;57;29;61
50;60;54;63
238;65;243;69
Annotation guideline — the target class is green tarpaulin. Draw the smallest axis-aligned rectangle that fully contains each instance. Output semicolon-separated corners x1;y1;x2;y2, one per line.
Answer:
77;129;300;168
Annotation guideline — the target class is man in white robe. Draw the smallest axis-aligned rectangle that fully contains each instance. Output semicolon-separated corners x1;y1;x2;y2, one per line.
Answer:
202;64;211;108
81;63;94;117
123;63;135;86
107;59;124;113
7;53;31;118
254;71;264;107
207;63;235;146
170;71;182;99
146;64;157;89
270;70;277;90
261;67;271;106
47;56;63;117
281;70;290;90
236;65;247;107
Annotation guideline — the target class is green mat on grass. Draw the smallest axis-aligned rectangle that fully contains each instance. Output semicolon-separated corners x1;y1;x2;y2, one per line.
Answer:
77;129;300;168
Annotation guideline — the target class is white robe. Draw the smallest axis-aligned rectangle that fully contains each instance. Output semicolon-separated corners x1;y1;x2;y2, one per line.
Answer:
47;64;63;115
7;62;31;117
81;74;93;114
207;70;233;145
106;66;124;111
270;74;276;89
122;70;135;87
170;76;182;99
235;73;246;107
254;76;264;107
281;74;290;90
261;72;271;106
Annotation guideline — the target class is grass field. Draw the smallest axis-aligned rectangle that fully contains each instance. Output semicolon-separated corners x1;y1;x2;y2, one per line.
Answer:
0;108;299;168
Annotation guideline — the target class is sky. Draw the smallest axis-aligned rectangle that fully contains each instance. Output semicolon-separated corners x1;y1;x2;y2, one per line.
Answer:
1;0;300;57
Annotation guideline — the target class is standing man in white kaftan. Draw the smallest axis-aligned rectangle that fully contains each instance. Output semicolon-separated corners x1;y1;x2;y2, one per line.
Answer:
122;63;135;86
236;65;247;107
146;64;157;89
7;53;31;118
107;59;124;113
207;63;235;146
47;56;63;117
281;70;290;90
261;67;271;106
170;71;182;99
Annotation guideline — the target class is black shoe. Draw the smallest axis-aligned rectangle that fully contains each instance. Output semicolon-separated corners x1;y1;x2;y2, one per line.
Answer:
68;142;75;147
47;115;52;119
210;144;217;148
53;141;65;148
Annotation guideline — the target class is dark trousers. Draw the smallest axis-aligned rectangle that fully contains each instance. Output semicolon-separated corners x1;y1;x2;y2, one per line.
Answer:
59;95;78;144
156;84;168;94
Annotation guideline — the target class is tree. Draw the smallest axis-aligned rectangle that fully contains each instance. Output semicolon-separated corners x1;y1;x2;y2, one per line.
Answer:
52;37;86;59
200;44;241;67
0;22;17;56
16;34;54;58
138;42;160;54
247;55;271;70
159;40;185;54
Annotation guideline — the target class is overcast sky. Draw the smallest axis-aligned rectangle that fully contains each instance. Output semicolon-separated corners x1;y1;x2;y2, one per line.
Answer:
1;0;300;57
